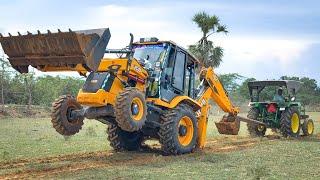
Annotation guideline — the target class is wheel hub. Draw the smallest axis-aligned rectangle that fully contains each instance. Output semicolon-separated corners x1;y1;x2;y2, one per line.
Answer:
179;125;187;136
291;113;300;133
67;107;77;123
131;103;139;116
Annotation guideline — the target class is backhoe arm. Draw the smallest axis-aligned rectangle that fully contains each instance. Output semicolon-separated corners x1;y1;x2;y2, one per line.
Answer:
198;67;239;115
196;67;239;148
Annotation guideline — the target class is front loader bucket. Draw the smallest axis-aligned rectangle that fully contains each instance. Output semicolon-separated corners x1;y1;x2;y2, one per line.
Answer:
215;115;240;135
0;28;111;73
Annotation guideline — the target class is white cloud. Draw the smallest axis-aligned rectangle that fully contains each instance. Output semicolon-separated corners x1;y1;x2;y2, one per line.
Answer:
0;2;318;82
221;36;311;64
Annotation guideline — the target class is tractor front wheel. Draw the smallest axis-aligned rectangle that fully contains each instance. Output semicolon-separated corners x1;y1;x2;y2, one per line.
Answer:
115;88;147;132
51;95;84;136
302;119;314;136
247;108;266;137
107;121;143;151
280;107;301;137
159;104;198;155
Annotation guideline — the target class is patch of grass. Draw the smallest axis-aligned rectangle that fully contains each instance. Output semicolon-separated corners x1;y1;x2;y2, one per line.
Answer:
0;112;319;179
85;126;98;137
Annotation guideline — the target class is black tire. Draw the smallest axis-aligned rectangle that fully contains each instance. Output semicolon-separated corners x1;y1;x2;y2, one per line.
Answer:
115;87;147;132
280;107;301;138
247;108;266;137
302;119;314;136
51;95;84;136
159;104;198;155
107;121;143;151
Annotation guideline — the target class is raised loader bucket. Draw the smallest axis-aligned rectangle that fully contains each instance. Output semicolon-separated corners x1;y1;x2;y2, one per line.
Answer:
215;115;240;135
0;28;111;73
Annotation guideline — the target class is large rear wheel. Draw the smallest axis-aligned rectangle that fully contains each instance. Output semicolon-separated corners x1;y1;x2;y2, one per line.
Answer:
115;88;147;132
159;104;198;155
51;95;84;136
107;121;143;151
280;107;301;137
247;108;266;137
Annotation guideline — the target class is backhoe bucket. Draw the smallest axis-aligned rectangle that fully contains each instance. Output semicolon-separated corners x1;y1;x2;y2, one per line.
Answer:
215;115;240;135
0;28;111;73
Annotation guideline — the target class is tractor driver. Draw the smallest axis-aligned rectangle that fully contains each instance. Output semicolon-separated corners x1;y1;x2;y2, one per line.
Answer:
273;88;285;104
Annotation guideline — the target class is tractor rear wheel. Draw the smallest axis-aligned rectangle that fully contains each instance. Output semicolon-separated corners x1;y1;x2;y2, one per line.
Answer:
247;108;266;137
159;104;198;155
51;95;84;136
280;107;301;137
302;119;314;136
115;88;147;132
107;121;143;151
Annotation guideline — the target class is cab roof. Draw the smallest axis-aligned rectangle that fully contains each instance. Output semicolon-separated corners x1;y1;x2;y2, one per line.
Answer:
248;80;303;93
133;40;200;65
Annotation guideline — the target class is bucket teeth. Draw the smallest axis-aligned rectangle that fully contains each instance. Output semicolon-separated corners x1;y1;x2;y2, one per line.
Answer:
0;28;111;73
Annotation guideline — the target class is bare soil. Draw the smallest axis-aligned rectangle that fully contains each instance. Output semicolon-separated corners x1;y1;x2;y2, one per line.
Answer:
0;137;260;179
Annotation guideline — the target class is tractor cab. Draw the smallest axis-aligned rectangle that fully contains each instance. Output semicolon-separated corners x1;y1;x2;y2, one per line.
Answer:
248;80;302;105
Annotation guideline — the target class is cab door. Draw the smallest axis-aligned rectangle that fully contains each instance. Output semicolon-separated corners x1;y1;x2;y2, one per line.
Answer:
160;47;187;102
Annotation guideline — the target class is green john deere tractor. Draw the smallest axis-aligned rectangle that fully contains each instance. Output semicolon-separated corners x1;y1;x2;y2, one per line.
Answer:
247;80;315;137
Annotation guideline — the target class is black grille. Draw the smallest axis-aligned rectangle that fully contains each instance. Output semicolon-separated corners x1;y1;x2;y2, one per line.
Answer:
82;72;111;93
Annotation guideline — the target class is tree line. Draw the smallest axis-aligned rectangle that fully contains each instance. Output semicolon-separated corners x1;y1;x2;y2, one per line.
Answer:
1;57;319;110
0;11;319;110
0;57;84;110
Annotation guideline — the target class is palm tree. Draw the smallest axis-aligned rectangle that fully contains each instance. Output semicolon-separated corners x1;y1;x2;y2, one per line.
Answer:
188;11;228;68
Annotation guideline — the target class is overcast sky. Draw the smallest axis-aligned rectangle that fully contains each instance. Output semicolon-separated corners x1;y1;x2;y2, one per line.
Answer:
0;0;319;83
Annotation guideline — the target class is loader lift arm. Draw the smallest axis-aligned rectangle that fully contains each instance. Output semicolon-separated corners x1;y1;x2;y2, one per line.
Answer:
196;67;240;148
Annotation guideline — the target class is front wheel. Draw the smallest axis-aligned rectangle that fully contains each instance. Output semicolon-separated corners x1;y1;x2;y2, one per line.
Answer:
247;108;266;137
115;88;147;132
51;95;84;136
302;119;314;136
107;121;143;151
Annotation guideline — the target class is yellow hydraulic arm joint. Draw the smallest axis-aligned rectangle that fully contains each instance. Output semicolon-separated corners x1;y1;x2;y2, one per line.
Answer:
196;67;240;148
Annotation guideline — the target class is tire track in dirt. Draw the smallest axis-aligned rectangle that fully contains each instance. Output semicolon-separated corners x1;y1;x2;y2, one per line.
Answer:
0;137;262;179
0;151;112;170
0;151;163;179
204;136;260;153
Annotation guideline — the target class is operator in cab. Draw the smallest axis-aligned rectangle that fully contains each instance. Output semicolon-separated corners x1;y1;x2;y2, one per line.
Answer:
273;88;285;104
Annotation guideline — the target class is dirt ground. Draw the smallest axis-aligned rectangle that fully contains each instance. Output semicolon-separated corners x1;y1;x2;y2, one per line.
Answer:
0;113;319;179
0;137;262;179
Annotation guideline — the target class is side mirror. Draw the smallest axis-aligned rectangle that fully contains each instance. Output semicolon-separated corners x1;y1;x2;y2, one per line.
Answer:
291;97;296;101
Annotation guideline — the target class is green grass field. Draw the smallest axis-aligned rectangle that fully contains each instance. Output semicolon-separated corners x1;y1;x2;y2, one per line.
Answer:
0;113;319;179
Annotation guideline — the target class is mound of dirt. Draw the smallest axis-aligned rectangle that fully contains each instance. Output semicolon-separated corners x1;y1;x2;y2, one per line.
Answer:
0;105;50;119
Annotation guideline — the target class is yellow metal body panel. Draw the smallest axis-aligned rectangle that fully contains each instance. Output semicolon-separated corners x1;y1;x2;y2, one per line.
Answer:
77;89;116;107
76;58;147;107
147;96;201;110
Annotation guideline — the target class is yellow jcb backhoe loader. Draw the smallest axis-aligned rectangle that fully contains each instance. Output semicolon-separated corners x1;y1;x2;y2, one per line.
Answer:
0;28;263;155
